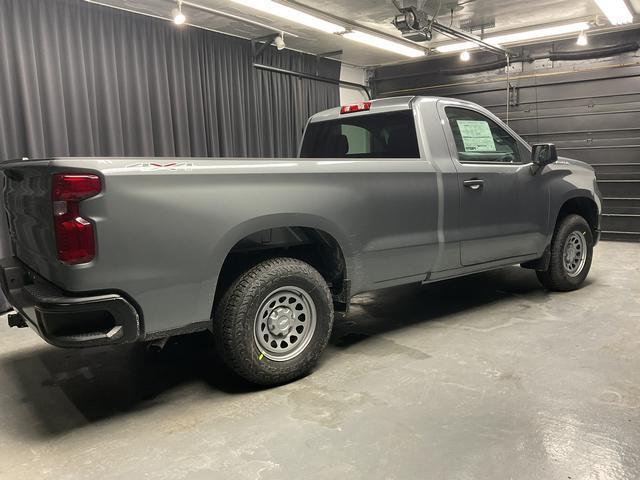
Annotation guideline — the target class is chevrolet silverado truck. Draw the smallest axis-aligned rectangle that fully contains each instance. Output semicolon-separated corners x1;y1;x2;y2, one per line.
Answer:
0;96;601;385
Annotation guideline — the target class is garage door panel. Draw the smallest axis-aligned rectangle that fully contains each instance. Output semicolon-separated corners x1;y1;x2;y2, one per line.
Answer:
533;76;640;103
537;93;640;110
453;90;508;107
504;107;640;125
603;198;640;214
529;129;640;142
592;163;640;181
529;112;640;133
557;147;640;165
601;214;640;233
598;180;640;198
548;135;640;148
508;98;640;118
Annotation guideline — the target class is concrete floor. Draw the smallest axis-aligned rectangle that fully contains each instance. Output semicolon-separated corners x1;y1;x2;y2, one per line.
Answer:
0;242;639;480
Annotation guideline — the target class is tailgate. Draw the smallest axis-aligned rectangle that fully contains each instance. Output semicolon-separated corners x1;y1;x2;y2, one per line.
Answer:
1;161;57;275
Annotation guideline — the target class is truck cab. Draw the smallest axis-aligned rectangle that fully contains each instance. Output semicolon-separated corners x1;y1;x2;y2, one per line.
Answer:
301;96;600;279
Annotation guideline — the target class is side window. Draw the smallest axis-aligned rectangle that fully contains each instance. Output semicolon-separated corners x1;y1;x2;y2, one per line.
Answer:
341;125;371;155
445;107;521;164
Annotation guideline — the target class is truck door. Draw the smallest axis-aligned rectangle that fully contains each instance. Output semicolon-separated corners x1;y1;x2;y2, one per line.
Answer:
438;102;548;266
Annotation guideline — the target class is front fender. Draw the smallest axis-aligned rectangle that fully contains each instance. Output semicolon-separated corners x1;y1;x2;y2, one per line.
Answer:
546;161;602;244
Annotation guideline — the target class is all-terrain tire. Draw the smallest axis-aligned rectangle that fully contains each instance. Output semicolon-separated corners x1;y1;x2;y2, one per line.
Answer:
213;257;333;386
536;214;593;292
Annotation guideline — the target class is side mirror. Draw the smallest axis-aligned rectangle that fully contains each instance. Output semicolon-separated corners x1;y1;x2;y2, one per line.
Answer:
531;143;558;167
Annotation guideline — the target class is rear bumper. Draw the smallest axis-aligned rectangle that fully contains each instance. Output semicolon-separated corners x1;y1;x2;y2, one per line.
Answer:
0;258;140;348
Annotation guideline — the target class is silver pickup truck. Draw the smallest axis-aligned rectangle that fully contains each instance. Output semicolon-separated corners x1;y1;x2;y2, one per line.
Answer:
1;96;601;385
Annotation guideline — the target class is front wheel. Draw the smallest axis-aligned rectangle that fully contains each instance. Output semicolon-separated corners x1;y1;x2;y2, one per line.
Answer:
536;214;594;291
213;258;334;386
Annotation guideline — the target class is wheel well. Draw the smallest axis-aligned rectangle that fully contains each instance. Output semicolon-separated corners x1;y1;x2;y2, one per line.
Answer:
556;197;599;238
214;227;349;313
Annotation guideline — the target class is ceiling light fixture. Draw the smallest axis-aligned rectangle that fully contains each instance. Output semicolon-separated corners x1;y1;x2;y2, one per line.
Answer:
172;0;186;25
229;0;345;34
460;50;471;61
577;29;588;46
437;22;591;53
274;33;286;50
593;0;633;25
342;30;426;58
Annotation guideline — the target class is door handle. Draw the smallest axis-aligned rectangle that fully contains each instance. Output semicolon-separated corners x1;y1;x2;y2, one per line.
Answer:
463;179;484;190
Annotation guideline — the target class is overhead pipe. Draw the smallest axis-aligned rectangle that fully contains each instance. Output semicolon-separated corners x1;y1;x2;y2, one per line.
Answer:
252;63;371;100
547;42;639;61
440;58;513;75
438;42;639;76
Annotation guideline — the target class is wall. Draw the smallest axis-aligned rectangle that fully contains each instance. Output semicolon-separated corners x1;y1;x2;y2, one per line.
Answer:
340;64;369;105
372;28;640;241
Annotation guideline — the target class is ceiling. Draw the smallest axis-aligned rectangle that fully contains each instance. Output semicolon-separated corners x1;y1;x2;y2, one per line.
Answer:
91;0;639;66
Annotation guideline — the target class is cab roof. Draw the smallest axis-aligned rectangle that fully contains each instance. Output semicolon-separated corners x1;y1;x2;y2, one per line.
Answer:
308;95;481;123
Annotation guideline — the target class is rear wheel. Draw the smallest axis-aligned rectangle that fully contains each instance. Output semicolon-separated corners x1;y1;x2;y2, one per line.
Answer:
213;258;333;385
536;214;593;291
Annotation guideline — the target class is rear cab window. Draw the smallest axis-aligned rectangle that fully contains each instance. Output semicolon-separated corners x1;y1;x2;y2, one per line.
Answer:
300;111;420;158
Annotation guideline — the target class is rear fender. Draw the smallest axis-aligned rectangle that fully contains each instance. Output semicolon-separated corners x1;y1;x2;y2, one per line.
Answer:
207;213;356;299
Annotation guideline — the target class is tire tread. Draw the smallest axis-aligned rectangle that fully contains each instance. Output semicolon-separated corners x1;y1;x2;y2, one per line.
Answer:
213;257;333;385
536;214;593;292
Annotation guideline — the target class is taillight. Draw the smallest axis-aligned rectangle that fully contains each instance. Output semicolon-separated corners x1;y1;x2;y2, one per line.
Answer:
52;174;102;265
340;101;372;114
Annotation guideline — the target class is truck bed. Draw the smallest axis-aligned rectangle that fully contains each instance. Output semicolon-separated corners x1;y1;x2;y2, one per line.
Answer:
1;156;440;337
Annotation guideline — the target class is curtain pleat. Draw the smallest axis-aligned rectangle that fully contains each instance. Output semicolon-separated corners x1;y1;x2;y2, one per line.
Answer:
0;0;341;160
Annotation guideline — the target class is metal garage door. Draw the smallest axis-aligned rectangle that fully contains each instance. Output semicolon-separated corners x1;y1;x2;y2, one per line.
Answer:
373;60;640;241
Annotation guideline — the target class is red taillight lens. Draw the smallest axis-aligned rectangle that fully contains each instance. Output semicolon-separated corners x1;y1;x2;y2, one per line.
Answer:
52;174;102;265
53;174;102;201
340;101;372;114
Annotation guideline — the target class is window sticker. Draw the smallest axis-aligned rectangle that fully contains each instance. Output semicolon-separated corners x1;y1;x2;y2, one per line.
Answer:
456;120;496;152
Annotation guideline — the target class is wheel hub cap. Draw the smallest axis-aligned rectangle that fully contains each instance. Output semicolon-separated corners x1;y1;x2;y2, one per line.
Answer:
268;307;294;336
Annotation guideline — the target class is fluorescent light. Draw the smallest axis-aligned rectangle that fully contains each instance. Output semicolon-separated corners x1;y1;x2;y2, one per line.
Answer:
594;0;633;25
437;22;591;53
436;42;478;53
491;22;591;44
229;0;345;34
437;41;477;53
343;30;426;58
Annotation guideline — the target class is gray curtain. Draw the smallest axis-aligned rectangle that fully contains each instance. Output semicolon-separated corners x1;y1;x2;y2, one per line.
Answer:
0;0;340;160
